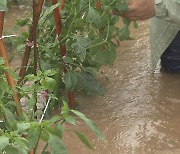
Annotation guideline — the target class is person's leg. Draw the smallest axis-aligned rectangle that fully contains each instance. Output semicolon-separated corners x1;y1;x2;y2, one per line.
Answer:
161;31;180;72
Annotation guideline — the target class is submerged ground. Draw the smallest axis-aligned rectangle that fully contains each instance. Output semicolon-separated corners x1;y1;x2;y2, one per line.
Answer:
4;3;180;154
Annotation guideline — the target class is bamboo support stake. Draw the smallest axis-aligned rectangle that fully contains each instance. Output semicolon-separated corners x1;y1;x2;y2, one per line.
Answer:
0;13;4;37
59;0;66;11
52;0;62;35
18;0;45;84
0;12;22;116
32;0;39;115
68;91;75;109
96;0;101;9
32;0;38;76
29;1;41;152
52;0;75;109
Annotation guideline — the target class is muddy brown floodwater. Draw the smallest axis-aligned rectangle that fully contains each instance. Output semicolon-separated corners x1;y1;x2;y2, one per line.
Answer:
4;3;180;154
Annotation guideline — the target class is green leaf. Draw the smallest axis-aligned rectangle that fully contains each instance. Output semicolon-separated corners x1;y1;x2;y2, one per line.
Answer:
110;16;119;25
61;101;69;117
23;112;29;121
41;77;56;89
16;18;30;27
106;44;116;66
78;72;104;96
48;134;67;154
42;152;51;154
71;36;91;62
27;126;40;149
7;101;17;107
2;106;16;128
113;1;128;13
17;44;25;52
40;59;51;71
63;56;73;64
27;96;36;110
70;110;86;118
79;0;89;10
5;68;19;80
49;115;60;124
0;57;5;65
84;119;105;142
5;145;28;154
87;6;100;28
39;3;60;25
0;80;9;91
0;136;9;152
133;21;138;29
65;116;76;125
34;110;44;117
0;0;8;11
82;67;97;77
56;123;63;139
93;42;116;66
118;19;132;41
17;122;30;134
71;110;105;142
45;127;60;137
63;71;78;91
44;69;57;77
14;137;28;151
74;131;93;149
94;50;107;65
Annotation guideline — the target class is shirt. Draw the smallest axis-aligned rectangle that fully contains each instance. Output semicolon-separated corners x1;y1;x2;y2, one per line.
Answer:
150;0;180;68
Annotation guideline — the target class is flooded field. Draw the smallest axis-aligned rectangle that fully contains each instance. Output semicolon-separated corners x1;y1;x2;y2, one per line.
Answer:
4;3;180;154
61;21;180;154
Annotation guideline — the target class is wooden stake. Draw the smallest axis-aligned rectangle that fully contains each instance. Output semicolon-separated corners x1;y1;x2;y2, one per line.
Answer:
18;0;45;84
52;0;75;109
96;0;101;9
0;13;4;37
0;12;22;116
59;0;66;11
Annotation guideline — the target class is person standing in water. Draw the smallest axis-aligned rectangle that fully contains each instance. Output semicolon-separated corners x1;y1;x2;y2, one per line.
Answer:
114;0;180;72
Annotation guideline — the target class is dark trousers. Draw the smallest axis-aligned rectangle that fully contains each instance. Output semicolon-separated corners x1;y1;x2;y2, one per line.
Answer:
161;31;180;72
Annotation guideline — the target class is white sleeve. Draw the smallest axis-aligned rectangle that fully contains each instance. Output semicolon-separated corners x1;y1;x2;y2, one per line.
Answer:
155;0;180;25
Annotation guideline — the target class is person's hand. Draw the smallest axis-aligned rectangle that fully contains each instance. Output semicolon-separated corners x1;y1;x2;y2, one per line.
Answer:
113;0;155;21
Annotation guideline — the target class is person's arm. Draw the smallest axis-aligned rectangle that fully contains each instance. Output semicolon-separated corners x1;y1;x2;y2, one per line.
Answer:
118;0;155;21
114;0;180;25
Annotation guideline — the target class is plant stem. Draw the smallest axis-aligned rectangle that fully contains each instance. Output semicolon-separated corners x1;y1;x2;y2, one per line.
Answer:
34;127;43;154
42;143;48;154
86;40;107;49
86;17;110;50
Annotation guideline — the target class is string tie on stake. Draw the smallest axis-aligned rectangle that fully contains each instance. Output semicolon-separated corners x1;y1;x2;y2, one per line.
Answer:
26;40;39;48
0;34;17;40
